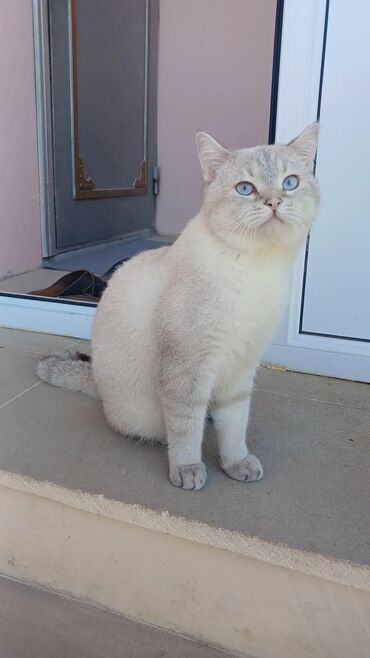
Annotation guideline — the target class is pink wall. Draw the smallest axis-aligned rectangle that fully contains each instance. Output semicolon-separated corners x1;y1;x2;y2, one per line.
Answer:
156;0;277;234
0;1;276;275
0;1;41;278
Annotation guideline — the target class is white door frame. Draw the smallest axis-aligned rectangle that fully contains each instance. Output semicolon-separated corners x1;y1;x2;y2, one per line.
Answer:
0;294;95;339
32;0;56;258
263;0;370;382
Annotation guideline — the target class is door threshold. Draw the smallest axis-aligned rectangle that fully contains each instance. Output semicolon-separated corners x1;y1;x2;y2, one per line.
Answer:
42;234;172;277
0;232;177;339
44;228;157;266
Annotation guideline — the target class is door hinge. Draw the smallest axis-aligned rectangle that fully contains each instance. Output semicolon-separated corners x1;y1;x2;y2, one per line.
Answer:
153;165;160;196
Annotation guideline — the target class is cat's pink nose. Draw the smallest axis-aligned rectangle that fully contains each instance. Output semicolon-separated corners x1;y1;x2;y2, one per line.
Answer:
264;198;282;212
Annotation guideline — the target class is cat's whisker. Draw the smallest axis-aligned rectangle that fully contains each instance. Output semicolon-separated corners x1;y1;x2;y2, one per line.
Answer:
226;221;244;246
229;222;242;238
295;218;307;232
225;218;239;231
288;215;307;234
242;223;255;249
241;226;248;250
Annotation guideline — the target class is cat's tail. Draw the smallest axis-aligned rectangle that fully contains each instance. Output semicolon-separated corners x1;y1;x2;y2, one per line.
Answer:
36;349;98;397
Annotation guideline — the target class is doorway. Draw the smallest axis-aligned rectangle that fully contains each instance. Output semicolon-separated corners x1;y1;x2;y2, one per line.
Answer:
43;0;159;259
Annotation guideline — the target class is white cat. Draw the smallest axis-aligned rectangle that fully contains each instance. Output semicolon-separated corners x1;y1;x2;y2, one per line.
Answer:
37;124;320;490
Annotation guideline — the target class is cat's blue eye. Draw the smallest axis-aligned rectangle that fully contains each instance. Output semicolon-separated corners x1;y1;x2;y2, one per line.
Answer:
236;181;254;196
282;175;299;191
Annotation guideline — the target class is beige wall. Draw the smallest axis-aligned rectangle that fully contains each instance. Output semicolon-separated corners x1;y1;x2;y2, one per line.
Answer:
156;0;277;234
0;1;41;278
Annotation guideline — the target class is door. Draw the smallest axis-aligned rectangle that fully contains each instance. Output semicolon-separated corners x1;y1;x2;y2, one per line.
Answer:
48;0;158;254
264;0;370;382
300;0;370;343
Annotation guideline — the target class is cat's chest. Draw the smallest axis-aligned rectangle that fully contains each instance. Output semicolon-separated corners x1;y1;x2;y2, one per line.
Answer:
214;259;289;356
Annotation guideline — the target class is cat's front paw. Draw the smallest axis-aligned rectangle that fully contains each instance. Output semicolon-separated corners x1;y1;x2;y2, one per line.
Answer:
169;462;207;491
220;454;263;482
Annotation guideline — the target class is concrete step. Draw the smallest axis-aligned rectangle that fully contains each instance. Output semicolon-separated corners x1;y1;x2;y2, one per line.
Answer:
0;328;370;658
0;576;233;658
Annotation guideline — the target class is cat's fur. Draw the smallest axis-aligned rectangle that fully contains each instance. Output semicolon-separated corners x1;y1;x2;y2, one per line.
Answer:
37;124;320;490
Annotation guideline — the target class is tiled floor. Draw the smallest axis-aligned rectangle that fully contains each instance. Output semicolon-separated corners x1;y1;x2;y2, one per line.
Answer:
0;328;369;565
0;577;232;658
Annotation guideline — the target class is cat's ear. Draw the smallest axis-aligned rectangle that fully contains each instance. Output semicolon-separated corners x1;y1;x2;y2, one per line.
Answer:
288;122;319;171
196;131;230;182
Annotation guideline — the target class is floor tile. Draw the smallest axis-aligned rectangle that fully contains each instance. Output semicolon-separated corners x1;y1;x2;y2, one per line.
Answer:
0;350;40;407
256;366;370;411
0;328;73;354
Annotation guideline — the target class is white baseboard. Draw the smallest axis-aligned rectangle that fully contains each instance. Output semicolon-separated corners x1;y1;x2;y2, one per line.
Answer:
264;333;370;383
0;294;95;339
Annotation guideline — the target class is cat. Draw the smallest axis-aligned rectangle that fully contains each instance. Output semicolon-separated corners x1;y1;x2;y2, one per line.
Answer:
37;124;320;491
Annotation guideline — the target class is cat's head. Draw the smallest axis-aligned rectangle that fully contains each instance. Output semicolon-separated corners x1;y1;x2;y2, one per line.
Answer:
196;124;320;251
